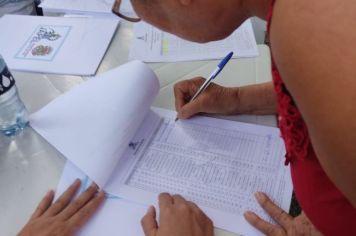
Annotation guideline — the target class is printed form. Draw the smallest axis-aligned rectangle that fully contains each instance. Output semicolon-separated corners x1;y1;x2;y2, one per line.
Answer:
106;108;293;236
31;61;291;235
129;19;259;62
0;15;119;75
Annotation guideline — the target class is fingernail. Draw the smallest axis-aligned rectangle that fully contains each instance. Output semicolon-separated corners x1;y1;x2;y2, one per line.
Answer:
98;191;106;198
89;182;98;189
70;179;81;187
46;190;54;197
147;205;155;214
73;178;81;185
255;192;264;202
102;191;107;196
244;211;257;221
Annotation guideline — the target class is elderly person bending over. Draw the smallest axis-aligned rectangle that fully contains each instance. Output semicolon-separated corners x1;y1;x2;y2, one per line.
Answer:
20;0;356;235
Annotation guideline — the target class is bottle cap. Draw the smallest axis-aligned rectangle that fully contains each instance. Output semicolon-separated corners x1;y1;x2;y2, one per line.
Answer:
0;63;15;96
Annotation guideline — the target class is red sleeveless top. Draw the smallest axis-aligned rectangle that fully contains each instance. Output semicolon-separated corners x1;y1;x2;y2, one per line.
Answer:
267;1;356;235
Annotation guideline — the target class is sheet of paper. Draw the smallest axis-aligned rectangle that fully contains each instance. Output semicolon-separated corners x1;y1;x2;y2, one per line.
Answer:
40;0;134;16
56;161;147;236
0;15;119;75
106;107;293;236
129;19;259;62
30;61;159;187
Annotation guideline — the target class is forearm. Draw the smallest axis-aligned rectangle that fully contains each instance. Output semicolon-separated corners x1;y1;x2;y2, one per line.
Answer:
229;81;277;115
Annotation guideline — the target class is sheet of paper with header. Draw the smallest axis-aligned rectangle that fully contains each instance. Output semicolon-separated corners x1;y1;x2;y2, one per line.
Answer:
31;61;292;236
0;15;119;75
105;107;292;236
129;19;259;62
30;61;159;187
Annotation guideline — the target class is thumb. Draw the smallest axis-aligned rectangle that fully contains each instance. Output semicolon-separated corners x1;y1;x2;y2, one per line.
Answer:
141;206;158;236
178;98;203;119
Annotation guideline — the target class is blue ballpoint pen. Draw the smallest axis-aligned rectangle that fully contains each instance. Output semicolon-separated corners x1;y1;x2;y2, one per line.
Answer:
175;51;233;121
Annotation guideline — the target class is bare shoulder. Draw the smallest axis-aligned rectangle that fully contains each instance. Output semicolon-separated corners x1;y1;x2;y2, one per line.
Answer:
269;0;356;111
270;0;356;72
269;0;356;206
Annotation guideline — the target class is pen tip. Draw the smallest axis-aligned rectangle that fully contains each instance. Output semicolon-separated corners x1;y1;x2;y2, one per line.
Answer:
174;117;179;122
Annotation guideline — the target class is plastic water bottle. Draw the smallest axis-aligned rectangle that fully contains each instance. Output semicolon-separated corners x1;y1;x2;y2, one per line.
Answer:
0;0;35;17
0;55;29;136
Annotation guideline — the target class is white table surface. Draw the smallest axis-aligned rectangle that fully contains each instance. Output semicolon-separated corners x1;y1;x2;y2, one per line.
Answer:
0;20;275;236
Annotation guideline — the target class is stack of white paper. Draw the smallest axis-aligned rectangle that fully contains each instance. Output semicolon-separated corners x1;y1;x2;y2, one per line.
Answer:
129;19;259;62
30;61;293;236
40;0;135;17
0;15;119;75
30;61;159;186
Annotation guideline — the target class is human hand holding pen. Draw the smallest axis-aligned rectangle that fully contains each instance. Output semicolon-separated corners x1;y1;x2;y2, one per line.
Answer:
174;52;237;120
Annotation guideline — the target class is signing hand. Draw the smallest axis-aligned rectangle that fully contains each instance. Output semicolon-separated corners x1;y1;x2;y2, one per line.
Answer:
141;193;214;236
18;179;105;236
244;192;322;236
174;77;239;119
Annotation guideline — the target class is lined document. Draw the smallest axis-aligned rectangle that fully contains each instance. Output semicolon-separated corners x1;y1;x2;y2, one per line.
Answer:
107;108;292;236
31;61;291;235
129;19;259;62
127;119;287;216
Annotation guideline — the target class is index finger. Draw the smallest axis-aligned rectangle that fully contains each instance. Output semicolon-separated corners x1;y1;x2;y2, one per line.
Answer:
57;182;98;221
244;211;283;236
30;190;54;220
172;194;186;205
255;192;292;228
173;78;204;112
174;81;191;112
158;192;173;210
67;191;105;233
141;206;158;236
43;179;81;217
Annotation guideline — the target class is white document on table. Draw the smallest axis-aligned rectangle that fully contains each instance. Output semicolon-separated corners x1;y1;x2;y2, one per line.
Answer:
0;15;119;75
129;19;259;62
40;0;134;16
31;61;292;235
31;61;159;187
105;108;292;235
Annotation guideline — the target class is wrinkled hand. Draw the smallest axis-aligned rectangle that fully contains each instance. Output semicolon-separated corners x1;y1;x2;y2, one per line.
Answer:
141;193;214;236
174;77;239;119
18;179;105;236
244;192;322;236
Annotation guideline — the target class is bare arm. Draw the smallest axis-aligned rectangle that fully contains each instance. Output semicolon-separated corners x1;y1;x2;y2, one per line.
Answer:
174;79;276;119
234;81;277;115
270;0;356;206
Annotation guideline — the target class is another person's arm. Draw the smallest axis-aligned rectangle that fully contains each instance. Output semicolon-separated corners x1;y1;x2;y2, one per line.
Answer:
270;0;356;206
174;78;277;119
